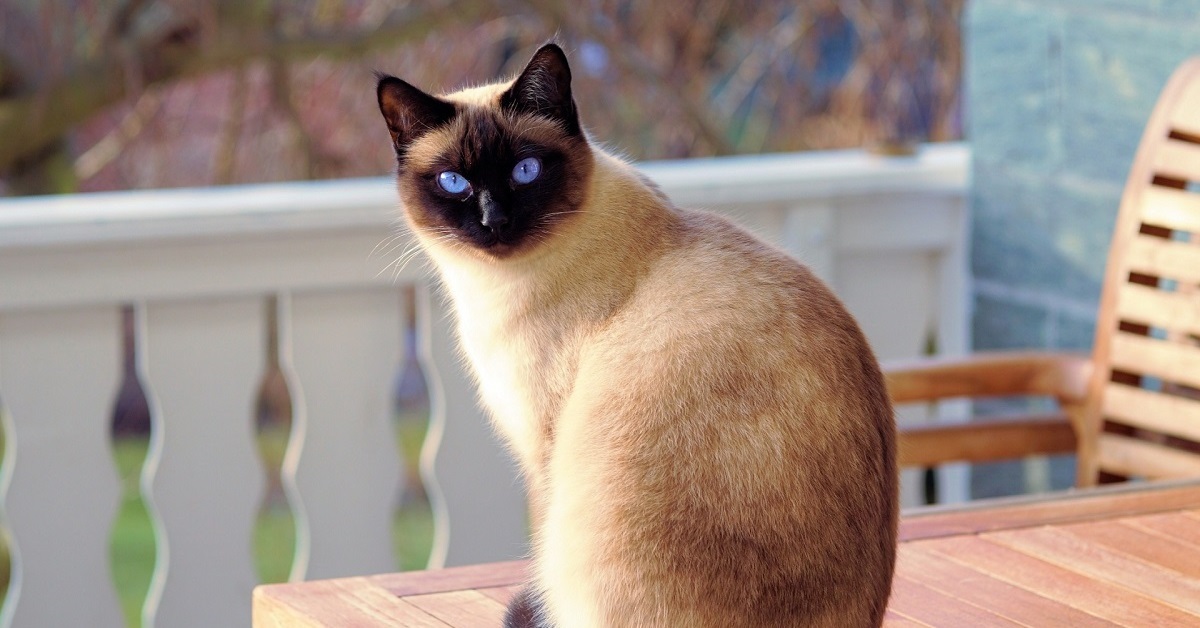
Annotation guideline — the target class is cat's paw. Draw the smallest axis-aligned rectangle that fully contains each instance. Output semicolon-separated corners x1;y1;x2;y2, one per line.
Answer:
504;586;552;628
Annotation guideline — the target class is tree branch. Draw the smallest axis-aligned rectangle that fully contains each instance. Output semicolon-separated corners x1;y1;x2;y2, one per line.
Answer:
520;0;736;155
0;0;491;174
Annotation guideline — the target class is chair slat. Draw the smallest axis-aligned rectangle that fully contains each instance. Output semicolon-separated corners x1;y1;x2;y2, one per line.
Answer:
1115;283;1200;336
1126;234;1200;283
1103;383;1200;442
1167;78;1200;138
1098;433;1200;479
1109;333;1200;390
1150;137;1200;181
1139;187;1200;233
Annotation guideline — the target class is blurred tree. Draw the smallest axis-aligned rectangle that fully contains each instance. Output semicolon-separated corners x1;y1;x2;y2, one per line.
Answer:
0;0;963;196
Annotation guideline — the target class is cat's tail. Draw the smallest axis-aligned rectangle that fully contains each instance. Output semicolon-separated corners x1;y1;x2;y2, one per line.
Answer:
504;585;553;628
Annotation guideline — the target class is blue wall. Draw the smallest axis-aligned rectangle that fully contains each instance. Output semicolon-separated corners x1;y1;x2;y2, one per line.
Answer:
965;0;1200;496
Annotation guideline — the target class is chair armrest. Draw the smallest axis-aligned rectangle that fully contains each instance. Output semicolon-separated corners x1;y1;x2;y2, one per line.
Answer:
898;415;1077;467
883;351;1093;405
886;351;1093;469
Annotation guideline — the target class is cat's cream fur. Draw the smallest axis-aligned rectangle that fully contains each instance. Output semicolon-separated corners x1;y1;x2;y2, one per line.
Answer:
378;44;897;627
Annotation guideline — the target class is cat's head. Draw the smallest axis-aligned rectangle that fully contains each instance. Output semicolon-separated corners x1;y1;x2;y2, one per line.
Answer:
376;43;592;259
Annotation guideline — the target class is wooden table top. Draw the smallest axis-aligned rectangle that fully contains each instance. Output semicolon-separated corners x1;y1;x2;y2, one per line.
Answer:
254;479;1200;627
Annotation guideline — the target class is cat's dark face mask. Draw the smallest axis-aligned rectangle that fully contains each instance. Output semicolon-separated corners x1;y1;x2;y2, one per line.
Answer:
376;43;592;259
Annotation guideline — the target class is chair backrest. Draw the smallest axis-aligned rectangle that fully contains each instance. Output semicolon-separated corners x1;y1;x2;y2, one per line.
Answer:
1079;57;1200;485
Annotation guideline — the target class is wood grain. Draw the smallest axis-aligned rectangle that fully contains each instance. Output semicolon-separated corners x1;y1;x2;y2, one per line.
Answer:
896;545;1113;627
1065;519;1200;578
1140;186;1200;234
927;535;1199;625
888;572;1023;626
986;526;1200;614
1109;333;1200;391
1097;433;1200;480
403;590;508;627
253;577;449;627
254;483;1200;627
1102;383;1200;442
898;414;1075;467
1114;283;1200;336
899;481;1200;542
1125;234;1200;284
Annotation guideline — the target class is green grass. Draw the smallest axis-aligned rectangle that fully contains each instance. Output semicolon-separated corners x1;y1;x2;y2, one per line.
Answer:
0;413;434;627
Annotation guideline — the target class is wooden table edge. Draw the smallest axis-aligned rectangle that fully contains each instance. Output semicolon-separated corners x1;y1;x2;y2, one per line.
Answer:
899;477;1200;542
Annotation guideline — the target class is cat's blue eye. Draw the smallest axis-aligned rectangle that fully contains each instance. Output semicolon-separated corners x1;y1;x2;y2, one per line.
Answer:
512;157;541;185
438;171;470;195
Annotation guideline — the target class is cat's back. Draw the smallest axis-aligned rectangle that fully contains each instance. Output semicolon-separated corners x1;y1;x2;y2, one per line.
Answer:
608;207;868;367
558;206;897;627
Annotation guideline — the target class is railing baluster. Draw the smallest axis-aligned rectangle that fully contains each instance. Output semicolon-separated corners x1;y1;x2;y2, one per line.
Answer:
416;282;528;568
279;288;403;580
139;298;265;628
0;307;124;628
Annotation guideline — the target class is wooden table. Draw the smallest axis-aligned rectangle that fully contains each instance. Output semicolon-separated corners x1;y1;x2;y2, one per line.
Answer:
254;480;1200;627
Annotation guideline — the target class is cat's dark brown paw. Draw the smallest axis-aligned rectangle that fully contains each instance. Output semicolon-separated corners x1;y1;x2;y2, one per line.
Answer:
504;586;552;628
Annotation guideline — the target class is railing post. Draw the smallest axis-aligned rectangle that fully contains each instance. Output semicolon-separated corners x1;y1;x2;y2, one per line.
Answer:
0;307;124;628
139;298;265;628
279;288;404;580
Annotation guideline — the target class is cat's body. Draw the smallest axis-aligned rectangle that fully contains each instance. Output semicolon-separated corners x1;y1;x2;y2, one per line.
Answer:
377;44;897;627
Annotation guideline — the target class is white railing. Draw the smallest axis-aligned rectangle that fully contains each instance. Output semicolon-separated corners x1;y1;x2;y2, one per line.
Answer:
0;144;969;628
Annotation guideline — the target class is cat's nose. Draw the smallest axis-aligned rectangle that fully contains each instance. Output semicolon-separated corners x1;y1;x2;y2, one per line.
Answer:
479;190;508;230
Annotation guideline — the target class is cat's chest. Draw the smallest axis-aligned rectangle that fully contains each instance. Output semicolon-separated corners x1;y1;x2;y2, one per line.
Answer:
457;318;574;466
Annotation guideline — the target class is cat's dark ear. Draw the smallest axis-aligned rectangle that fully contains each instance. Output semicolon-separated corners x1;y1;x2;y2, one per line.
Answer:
500;43;581;136
376;73;457;157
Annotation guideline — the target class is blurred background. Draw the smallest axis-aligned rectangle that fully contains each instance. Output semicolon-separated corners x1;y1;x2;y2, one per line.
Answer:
0;0;963;197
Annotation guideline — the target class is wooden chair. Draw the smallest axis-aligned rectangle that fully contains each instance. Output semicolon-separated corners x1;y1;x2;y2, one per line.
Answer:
889;57;1200;489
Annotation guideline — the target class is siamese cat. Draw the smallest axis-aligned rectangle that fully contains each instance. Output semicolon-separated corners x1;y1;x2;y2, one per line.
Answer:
376;43;897;627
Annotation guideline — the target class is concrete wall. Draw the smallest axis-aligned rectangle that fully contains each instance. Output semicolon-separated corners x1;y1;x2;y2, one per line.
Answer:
965;0;1200;496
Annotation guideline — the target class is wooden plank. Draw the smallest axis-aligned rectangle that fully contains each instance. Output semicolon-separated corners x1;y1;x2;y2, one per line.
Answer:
986;526;1200;614
1125;234;1200;284
1115;283;1200;337
1065;519;1200;578
928;535;1200;625
897;545;1114;627
898;414;1075;467
1109;332;1200;390
882;610;933;627
1098;433;1200;479
1150;137;1200;181
253;578;448;627
371;560;528;597
403;590;508;627
1128;511;1200;547
1167;72;1200;138
477;585;522;606
1103;383;1200;442
888;572;1023;626
1139;186;1200;234
899;481;1200;542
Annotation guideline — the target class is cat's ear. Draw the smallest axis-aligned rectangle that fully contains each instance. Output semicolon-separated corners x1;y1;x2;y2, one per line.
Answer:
376;73;457;156
500;43;581;136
